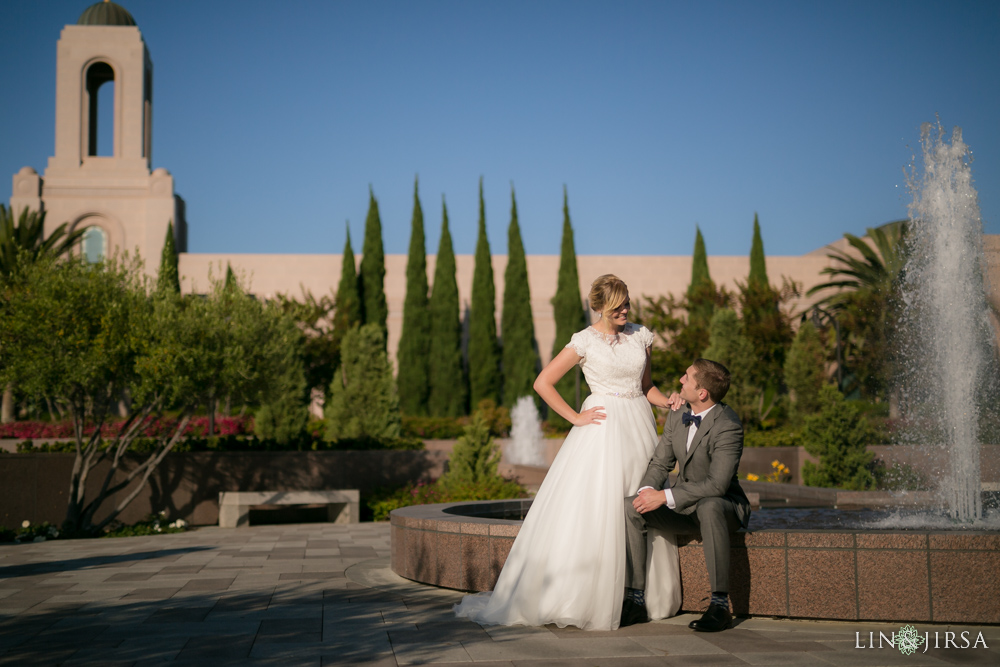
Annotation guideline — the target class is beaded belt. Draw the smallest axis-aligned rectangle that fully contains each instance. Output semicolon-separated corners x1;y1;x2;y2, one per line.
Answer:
592;390;644;400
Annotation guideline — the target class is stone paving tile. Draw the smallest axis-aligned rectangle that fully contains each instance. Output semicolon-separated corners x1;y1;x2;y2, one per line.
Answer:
735;650;841;665
699;627;836;653
482;624;556;640
176;633;256;660
143;606;214;623
180;576;236;591
0;645;79;665
659;656;750;666
512;660;673;667
811;643;951;666
546;620;693;639
122;586;182;599
61;658;138;667
461;635;660;662
926;646;1000;665
257;617;323;643
392;639;475;665
630;633;731;655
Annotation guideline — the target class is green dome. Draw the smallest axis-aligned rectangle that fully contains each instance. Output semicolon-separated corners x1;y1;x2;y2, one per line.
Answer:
77;1;136;27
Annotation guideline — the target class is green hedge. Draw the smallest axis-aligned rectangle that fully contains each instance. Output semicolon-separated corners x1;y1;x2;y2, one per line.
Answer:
743;426;801;448
12;433;423;454
366;476;527;522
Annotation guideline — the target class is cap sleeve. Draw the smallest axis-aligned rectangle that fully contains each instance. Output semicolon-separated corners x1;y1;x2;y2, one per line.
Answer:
565;330;587;362
637;324;655;349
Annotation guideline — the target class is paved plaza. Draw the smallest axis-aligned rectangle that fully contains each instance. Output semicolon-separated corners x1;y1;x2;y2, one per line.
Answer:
1;522;997;666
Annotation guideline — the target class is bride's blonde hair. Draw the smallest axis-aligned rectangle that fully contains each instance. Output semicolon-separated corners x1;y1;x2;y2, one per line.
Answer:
589;274;629;321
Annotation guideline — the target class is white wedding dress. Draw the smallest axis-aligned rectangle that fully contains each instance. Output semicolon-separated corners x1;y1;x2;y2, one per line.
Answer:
454;322;681;631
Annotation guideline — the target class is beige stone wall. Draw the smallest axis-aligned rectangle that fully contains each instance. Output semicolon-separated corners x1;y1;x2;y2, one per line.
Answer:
181;235;1000;370
180;248;858;368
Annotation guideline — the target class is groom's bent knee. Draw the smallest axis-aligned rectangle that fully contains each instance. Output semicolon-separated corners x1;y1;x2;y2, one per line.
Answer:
695;497;729;526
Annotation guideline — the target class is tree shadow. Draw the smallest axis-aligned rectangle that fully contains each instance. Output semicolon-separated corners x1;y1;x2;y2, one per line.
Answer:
0;546;212;580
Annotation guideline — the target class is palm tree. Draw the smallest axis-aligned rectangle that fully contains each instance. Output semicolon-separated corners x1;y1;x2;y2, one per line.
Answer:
808;221;908;307
1;204;88;422
806;220;908;402
0;204;87;278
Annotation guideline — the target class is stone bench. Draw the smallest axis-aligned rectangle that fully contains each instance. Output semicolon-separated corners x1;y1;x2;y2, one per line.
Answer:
218;490;359;528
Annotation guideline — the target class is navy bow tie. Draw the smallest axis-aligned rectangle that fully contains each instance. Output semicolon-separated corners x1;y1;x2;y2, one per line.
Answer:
682;412;702;428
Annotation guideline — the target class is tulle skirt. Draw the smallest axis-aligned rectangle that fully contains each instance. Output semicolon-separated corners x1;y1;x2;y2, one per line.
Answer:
454;393;681;630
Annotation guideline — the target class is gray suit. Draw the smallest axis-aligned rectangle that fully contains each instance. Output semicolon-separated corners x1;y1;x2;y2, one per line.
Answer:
625;403;750;594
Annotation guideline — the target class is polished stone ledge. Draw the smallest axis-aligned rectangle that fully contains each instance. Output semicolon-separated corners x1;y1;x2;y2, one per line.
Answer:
390;499;1000;625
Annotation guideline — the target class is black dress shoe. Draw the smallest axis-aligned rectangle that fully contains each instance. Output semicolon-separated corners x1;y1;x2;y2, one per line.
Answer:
688;603;732;632
620;598;649;627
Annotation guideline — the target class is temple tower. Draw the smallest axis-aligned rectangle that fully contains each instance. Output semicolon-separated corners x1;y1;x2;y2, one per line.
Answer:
9;0;185;271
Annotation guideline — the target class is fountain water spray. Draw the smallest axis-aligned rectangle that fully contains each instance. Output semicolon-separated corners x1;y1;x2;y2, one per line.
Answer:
506;396;547;467
902;121;998;522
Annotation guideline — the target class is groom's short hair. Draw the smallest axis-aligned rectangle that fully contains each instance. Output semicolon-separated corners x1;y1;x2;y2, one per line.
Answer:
692;358;731;403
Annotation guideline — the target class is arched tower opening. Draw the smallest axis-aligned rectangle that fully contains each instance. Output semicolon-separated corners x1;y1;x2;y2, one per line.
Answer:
85;61;115;156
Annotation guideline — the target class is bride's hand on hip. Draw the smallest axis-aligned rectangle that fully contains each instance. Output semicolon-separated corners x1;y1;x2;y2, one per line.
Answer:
572;406;606;426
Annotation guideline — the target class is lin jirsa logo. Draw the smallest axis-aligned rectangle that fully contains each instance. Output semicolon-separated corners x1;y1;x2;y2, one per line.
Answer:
855;625;989;654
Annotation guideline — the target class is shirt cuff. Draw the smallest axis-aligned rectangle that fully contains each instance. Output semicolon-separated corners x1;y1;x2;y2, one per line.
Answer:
663;488;676;509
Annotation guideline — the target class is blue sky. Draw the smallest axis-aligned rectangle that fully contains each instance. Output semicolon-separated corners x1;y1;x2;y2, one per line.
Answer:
2;0;998;258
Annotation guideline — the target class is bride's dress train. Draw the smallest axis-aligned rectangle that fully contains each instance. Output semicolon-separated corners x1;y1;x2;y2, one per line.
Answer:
454;324;681;631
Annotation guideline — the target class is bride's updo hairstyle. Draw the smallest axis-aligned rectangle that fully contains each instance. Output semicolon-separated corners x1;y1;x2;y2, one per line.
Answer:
589;274;629;321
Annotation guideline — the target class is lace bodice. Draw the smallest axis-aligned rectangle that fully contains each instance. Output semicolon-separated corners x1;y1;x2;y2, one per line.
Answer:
565;322;654;399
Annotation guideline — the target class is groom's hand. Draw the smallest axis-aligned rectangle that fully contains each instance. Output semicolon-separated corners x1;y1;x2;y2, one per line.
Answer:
633;488;667;514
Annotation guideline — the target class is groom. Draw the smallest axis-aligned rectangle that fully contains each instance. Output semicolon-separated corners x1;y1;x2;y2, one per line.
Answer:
622;358;751;631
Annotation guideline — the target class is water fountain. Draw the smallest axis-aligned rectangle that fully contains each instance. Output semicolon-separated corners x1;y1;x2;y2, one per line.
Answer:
898;121;999;523
505;396;546;467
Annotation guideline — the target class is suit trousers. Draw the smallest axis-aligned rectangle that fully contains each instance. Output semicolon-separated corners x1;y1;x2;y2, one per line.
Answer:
624;495;741;594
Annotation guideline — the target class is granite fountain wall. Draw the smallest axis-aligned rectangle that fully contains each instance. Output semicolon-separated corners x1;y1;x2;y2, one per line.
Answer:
390;500;1000;624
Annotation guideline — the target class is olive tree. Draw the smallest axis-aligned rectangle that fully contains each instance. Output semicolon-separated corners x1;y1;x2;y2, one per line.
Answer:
0;256;296;533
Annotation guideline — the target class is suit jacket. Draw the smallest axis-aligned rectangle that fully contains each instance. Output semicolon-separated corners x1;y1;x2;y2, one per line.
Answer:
639;403;751;529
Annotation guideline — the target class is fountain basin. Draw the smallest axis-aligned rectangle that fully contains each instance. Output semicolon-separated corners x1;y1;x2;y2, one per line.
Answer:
390;499;1000;624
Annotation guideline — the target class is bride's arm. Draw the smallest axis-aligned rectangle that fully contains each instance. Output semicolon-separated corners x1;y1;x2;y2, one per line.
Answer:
533;347;606;427
642;349;683;410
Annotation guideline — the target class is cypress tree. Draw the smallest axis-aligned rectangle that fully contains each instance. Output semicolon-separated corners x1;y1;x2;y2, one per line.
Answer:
679;226;722;359
428;198;467;417
396;178;431;415
360;189;388;345
784;319;827;423
739;214;792;388
254;325;310;446
324;323;402;442
327;226;362;385
468;178;502;407
748;213;769;288
689;226;711;293
334;226;362;333
157;221;181;294
224;262;238;292
500;186;539;406
703;308;757;426
549;188;588;426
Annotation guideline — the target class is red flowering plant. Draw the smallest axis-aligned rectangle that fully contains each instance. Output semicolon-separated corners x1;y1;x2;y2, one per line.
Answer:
0;415;254;441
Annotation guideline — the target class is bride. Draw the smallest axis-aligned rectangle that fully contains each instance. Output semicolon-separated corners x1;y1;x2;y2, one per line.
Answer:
454;274;682;631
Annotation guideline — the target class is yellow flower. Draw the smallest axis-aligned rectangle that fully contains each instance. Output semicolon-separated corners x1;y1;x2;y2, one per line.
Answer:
746;473;759;482
771;460;780;467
